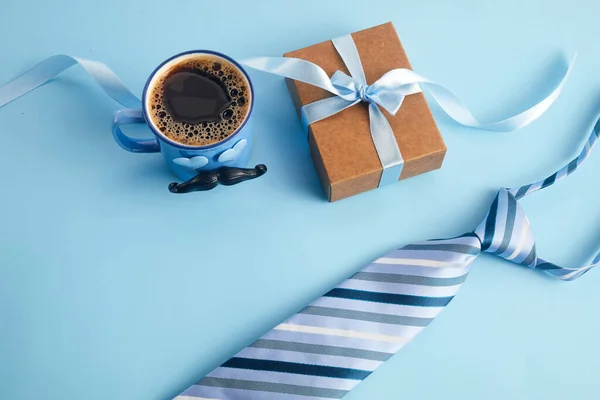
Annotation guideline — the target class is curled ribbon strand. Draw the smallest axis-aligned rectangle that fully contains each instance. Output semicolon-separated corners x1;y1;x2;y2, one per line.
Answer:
241;34;575;186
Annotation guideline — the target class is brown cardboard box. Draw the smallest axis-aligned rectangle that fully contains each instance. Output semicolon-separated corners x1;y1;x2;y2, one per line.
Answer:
284;22;446;202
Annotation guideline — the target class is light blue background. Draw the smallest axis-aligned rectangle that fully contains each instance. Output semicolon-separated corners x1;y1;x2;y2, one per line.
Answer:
1;1;599;399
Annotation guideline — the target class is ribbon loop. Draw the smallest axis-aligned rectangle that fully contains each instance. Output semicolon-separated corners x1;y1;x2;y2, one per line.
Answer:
330;70;363;101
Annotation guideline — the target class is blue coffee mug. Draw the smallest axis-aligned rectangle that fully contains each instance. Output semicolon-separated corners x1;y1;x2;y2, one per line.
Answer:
112;50;254;181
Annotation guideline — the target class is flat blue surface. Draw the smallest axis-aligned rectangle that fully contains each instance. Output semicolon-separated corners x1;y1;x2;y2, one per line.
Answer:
1;1;599;399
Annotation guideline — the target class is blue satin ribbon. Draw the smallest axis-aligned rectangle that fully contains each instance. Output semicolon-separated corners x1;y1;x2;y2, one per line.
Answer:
0;55;141;110
241;35;575;186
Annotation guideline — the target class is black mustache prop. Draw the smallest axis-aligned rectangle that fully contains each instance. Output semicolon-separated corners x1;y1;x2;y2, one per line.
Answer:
168;164;267;193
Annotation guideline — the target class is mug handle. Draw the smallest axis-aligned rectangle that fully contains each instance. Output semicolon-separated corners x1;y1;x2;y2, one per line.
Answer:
112;109;160;153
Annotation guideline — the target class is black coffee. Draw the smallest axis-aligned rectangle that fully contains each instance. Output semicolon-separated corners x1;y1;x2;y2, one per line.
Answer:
148;55;250;146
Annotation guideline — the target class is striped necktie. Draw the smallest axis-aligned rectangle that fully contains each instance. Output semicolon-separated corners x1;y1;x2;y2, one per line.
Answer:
175;116;600;399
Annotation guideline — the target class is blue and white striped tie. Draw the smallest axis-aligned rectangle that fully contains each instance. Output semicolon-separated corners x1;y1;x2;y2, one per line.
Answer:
175;117;600;399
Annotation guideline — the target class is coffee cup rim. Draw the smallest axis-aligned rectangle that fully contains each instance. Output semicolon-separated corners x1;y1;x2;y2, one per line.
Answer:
142;50;254;150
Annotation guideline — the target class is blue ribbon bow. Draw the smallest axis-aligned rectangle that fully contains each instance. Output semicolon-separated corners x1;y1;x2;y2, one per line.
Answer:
241;35;575;187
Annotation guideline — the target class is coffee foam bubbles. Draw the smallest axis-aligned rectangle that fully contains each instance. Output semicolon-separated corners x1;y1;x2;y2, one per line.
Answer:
148;54;250;147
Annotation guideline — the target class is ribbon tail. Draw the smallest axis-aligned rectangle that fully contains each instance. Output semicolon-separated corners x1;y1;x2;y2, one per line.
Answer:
0;55;141;110
423;56;576;132
368;103;404;186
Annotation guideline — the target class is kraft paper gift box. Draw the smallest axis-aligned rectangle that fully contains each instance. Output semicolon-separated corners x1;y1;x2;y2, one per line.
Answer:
284;22;446;202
